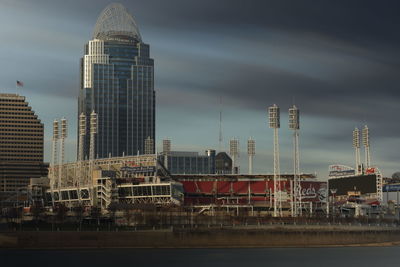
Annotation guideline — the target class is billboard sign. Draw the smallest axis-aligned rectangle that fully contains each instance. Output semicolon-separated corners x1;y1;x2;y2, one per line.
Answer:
328;165;356;178
300;181;328;202
383;184;400;192
121;166;156;174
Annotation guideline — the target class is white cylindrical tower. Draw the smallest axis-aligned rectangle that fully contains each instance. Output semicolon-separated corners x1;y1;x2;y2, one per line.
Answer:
162;139;171;153
145;136;155;155
51;120;59;190
289;105;301;217
78;113;87;187
269;104;281;217
362;125;371;168
247;138;255;175
229;138;239;174
90;111;98;161
58;118;67;188
79;113;87;161
162;139;171;169
353;127;361;174
89;111;98;191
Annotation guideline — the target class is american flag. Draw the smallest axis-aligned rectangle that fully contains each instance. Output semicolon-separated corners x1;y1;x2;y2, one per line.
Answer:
16;80;24;87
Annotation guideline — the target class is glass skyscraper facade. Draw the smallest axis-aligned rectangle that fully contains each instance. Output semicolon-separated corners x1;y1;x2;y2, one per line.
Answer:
78;3;155;159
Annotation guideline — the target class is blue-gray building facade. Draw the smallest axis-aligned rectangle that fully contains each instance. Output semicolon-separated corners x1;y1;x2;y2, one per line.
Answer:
159;150;216;175
78;4;155;159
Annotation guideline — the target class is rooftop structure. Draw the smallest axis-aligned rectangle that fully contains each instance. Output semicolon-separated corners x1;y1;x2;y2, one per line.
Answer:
93;3;142;41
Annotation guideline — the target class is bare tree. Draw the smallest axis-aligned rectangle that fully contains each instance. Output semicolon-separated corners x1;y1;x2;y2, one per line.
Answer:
55;204;68;228
30;203;44;228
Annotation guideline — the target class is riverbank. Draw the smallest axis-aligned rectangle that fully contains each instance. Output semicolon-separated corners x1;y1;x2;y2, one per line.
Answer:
2;225;400;249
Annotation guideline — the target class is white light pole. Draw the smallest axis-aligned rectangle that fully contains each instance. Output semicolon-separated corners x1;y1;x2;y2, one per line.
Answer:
162;139;171;169
289;105;301;217
90;111;97;184
145;136;154;155
362;125;371;169
353;127;361;174
58;118;67;189
269;104;281;217
230;138;239;174
78;113;86;186
247;138;255;175
51;120;59;190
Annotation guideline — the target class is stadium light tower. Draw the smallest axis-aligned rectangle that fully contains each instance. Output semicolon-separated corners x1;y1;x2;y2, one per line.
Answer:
145;136;155;154
58;118;67;188
353;127;361;174
230;138;239;174
89;111;98;161
51;120;59;190
289;105;301;217
269;104;281;217
89;111;98;187
78;113;87;186
362;125;371;168
162;139;171;169
247;138;255;175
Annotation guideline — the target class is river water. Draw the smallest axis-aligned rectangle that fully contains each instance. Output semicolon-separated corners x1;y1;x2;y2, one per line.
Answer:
2;247;399;267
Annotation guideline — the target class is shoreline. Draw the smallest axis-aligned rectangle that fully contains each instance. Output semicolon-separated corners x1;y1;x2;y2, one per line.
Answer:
2;225;400;249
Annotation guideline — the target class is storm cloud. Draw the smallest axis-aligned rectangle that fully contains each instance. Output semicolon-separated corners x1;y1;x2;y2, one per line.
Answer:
0;0;399;177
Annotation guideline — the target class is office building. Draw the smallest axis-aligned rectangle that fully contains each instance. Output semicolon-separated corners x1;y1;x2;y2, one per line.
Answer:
0;94;48;198
78;3;155;159
216;152;233;174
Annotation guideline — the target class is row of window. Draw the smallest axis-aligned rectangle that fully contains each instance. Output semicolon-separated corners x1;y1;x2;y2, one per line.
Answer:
0;112;35;115
118;185;171;197
0;99;24;102
0;129;43;132
0;120;40;123
0;125;42;128
0;108;32;111
0;103;27;106
0;146;42;149
0;158;43;161
0;133;42;136
0;138;42;142
0;116;37;120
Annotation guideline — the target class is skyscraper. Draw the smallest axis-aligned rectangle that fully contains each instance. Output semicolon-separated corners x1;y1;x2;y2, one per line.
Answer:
78;3;155;159
0;94;48;198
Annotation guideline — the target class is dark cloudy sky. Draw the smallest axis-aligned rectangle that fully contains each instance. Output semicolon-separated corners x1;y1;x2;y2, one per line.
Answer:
1;0;399;178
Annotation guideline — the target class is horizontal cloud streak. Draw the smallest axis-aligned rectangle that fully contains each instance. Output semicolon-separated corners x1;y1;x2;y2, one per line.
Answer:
0;0;399;177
